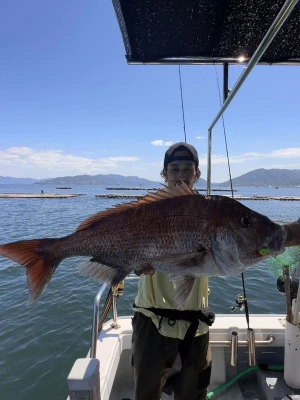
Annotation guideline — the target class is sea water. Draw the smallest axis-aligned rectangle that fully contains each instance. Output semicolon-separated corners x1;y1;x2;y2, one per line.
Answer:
0;184;299;400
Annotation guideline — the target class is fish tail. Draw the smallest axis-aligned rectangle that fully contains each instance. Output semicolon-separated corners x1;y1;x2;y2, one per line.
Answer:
0;238;62;302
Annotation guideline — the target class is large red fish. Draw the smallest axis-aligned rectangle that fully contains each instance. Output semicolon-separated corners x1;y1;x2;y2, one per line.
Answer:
0;184;285;305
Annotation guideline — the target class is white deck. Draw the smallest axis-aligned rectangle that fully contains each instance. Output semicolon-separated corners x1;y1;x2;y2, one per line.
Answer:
93;314;295;399
67;314;300;400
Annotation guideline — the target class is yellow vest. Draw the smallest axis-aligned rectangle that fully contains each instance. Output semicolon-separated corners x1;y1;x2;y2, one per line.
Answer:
134;271;209;340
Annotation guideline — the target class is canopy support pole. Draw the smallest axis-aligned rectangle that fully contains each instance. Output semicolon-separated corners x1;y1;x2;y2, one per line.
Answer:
206;0;299;194
223;62;229;103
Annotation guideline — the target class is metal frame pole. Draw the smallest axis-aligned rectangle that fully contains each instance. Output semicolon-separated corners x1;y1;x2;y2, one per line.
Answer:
223;62;229;103
206;0;299;193
90;283;107;358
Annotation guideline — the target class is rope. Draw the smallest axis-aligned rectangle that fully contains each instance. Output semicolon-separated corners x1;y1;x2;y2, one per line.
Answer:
213;64;234;198
98;287;113;331
178;66;187;143
214;64;252;331
98;280;125;332
177;64;252;331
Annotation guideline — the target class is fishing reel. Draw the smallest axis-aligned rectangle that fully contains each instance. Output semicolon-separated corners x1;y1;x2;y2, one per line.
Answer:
229;294;246;312
113;280;125;297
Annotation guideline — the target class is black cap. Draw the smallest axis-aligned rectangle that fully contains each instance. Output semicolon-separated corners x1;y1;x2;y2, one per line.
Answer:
164;142;199;170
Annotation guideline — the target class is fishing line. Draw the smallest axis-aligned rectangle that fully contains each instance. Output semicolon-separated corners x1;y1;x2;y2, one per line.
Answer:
178;66;187;143
241;273;250;330
214;64;251;329
213;64;234;198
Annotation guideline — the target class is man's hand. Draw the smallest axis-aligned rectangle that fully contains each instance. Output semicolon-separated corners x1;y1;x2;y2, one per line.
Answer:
283;218;300;247
134;263;155;276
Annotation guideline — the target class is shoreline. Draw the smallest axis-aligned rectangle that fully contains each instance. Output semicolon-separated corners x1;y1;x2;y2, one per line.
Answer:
0;194;86;198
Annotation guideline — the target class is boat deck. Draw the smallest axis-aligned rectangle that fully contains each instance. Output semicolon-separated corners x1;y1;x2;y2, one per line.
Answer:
89;315;300;400
109;349;297;400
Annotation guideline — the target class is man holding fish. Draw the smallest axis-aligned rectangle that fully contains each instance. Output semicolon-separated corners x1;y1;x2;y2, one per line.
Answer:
0;143;300;399
132;142;213;400
131;142;300;400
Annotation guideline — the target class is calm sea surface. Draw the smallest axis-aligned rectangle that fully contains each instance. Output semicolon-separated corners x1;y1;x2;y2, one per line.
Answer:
0;184;299;400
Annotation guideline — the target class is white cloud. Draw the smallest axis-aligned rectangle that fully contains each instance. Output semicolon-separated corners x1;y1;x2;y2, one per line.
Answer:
132;166;147;171
270;148;300;158
196;147;300;182
197;147;300;166
151;161;164;167
196;136;206;140
108;156;139;162
6;146;35;155
1;145;300;182
0;147;141;179
151;140;173;147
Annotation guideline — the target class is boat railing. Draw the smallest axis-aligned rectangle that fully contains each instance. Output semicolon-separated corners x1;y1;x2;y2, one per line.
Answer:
90;282;107;358
71;281;283;400
90;275;276;361
90;274;139;358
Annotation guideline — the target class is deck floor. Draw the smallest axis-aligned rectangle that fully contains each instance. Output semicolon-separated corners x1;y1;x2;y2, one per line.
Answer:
109;349;300;400
95;316;300;400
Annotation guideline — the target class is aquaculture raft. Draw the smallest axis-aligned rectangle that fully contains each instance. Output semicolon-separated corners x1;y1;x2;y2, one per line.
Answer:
0;194;86;198
95;194;300;201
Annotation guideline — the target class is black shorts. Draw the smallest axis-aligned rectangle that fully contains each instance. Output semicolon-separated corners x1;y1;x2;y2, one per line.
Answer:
131;312;212;400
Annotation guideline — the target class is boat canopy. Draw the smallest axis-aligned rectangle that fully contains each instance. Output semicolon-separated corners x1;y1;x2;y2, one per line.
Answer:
112;0;300;65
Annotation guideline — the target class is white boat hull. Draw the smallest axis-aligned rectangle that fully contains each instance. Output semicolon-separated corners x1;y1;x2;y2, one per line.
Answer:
67;314;300;399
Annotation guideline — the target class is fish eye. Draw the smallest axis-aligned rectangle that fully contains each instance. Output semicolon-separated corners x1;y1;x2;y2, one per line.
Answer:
240;215;251;228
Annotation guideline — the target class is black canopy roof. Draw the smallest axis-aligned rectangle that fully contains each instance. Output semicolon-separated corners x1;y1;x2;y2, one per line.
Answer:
112;0;300;65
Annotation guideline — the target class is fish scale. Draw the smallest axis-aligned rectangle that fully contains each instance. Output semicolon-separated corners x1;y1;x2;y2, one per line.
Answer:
0;183;286;305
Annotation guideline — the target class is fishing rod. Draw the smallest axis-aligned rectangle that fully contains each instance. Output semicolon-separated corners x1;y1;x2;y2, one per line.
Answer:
178;65;187;143
215;63;255;364
178;62;253;334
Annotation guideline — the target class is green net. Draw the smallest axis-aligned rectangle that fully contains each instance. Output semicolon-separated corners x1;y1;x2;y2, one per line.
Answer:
266;247;300;277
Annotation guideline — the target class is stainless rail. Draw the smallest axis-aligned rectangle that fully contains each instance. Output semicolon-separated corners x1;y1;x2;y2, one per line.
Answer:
89;278;275;359
230;331;238;366
90;282;107;358
206;0;300;194
90;275;138;358
210;335;275;347
248;328;256;366
111;292;120;329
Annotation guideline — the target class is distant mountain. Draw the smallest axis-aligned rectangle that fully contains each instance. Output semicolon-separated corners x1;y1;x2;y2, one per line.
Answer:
0;176;37;184
2;169;300;187
38;174;208;187
221;168;300;187
37;174;159;186
194;178;207;188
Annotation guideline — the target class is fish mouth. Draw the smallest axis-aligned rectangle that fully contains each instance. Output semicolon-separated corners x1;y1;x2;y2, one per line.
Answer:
259;226;287;257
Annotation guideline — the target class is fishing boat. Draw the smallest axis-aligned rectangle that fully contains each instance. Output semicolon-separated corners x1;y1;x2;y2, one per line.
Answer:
66;1;300;399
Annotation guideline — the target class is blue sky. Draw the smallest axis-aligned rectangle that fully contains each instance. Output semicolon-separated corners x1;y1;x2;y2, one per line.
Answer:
1;1;299;183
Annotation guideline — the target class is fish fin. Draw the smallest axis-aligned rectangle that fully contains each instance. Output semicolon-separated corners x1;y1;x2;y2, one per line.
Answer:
0;239;61;303
79;259;129;286
150;250;208;268
211;231;244;274
76;182;197;232
169;275;195;306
